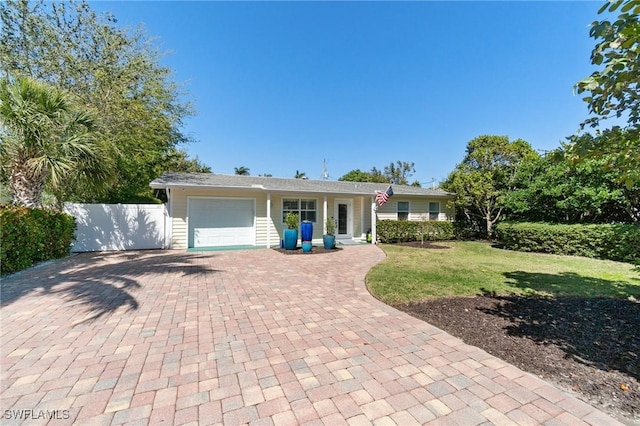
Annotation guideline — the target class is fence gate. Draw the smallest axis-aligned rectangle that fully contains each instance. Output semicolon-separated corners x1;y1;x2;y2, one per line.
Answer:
63;203;169;252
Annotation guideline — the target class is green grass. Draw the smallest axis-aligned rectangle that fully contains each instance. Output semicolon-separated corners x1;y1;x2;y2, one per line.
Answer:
366;241;640;305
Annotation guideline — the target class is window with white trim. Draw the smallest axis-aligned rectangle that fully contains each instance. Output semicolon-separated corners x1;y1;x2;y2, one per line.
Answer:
282;198;317;223
429;202;440;221
397;201;410;221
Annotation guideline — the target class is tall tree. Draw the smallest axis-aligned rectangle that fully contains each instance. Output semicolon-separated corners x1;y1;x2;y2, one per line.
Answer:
0;77;105;207
573;0;640;187
0;0;198;202
442;135;537;237
234;166;250;176
383;161;415;185
163;149;211;173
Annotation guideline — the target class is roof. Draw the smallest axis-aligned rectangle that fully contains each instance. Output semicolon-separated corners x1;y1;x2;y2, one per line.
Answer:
150;172;453;197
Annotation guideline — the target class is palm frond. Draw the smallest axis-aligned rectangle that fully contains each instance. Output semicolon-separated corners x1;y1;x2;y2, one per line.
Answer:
0;76;107;206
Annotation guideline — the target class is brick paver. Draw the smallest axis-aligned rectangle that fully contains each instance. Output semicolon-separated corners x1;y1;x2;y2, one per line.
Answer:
0;246;626;425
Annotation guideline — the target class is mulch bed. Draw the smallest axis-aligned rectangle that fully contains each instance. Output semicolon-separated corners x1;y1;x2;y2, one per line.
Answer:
272;246;342;255
394;241;452;250
389;244;640;423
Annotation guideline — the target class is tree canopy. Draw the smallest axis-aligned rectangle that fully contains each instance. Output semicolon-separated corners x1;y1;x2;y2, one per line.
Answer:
339;161;419;185
383;161;419;186
442;135;537;237
234;166;250;176
504;147;639;223
163;150;211;174
573;0;640;187
0;0;207;203
338;169;387;183
0;77;106;207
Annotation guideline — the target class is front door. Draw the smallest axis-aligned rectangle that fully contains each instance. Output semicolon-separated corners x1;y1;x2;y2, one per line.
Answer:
334;199;353;238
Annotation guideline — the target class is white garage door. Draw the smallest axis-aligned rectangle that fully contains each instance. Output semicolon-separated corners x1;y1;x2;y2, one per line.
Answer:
188;198;255;248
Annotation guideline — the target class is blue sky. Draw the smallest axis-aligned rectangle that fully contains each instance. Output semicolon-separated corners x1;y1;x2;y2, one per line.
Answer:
92;1;601;186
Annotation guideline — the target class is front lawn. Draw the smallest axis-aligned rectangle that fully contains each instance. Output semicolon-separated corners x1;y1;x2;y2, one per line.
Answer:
366;241;640;304
366;241;640;422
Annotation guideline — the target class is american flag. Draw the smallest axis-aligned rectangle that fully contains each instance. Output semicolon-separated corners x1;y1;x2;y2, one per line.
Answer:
375;185;394;206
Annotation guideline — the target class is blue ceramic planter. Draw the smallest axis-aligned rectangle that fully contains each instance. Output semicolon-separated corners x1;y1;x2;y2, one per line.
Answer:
283;229;298;250
300;221;313;242
323;235;335;250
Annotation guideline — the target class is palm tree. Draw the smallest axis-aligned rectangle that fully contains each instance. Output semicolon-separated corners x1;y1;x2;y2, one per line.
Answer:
0;77;104;208
294;170;307;179
234;166;250;176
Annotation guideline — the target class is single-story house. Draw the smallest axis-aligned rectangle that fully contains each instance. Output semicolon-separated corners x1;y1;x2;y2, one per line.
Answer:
150;172;455;249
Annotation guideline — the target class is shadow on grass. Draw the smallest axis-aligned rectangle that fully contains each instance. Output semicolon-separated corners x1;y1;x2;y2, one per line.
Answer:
479;270;640;380
504;270;640;298
0;251;220;323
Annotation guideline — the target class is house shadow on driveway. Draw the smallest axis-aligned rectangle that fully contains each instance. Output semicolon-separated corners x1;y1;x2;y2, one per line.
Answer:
0;251;220;323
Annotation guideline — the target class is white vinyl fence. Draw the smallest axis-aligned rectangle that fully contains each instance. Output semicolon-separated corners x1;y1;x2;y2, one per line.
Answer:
64;203;170;252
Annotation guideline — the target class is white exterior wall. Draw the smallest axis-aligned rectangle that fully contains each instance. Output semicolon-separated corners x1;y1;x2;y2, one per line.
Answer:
271;194;325;244
171;188;267;249
362;197;373;238
64;203;168;252
376;197;454;221
376;199;399;221
256;193;277;246
350;197;365;240
168;189;454;249
324;196;369;241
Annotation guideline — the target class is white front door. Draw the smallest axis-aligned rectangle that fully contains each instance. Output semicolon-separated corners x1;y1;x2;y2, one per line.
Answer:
334;199;353;239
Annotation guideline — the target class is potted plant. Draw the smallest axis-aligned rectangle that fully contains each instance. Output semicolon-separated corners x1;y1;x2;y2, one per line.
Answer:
283;212;299;250
301;220;313;253
323;217;336;250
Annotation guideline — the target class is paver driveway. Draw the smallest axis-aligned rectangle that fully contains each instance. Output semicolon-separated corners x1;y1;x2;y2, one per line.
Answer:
1;246;621;425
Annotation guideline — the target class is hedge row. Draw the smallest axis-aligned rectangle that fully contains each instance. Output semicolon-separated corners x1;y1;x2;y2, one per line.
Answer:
377;220;454;243
0;205;76;275
495;222;640;263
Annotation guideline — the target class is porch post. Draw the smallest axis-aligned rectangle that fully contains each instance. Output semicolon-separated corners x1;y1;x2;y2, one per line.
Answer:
371;197;377;244
323;196;328;234
166;187;173;249
266;192;271;248
360;197;364;239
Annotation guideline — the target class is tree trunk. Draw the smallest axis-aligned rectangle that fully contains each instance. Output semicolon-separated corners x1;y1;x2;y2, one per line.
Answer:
9;162;46;208
486;213;493;239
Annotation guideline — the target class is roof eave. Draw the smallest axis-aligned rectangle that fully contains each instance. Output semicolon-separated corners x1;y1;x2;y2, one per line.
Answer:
149;180;454;197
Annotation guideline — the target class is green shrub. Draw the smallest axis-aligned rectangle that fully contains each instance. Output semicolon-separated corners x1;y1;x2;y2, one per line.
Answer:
452;220;485;240
377;220;454;243
0;205;76;275
495;222;640;263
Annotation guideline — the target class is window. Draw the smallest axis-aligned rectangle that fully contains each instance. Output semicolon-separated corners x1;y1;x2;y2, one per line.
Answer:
282;198;317;223
397;201;409;221
429;202;440;221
